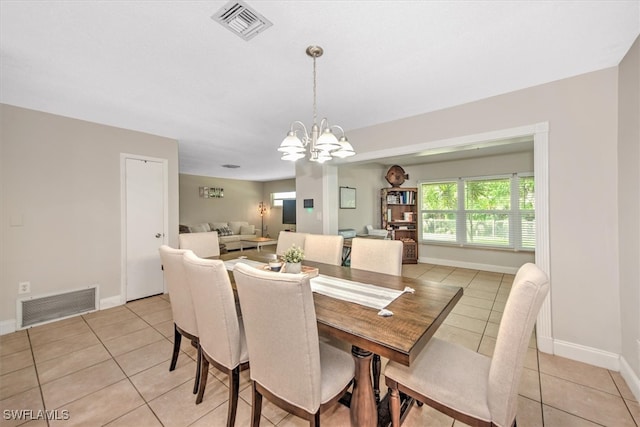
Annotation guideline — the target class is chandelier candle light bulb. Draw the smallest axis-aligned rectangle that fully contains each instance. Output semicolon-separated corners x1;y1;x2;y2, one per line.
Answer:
278;45;355;162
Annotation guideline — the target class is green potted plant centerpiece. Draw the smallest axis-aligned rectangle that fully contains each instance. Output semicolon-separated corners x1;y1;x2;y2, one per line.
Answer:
282;245;304;273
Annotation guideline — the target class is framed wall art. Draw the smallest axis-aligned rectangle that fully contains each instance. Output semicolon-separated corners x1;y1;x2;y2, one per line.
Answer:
339;186;356;209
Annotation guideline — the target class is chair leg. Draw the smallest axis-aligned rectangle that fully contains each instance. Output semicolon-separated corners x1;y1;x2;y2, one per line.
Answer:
251;382;262;427
310;411;320;427
193;342;202;394
373;354;381;402
389;385;401;427
170;324;181;371
195;353;210;404
227;367;240;427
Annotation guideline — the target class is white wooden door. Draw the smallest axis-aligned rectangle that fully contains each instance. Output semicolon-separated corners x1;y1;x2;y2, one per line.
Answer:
125;158;165;301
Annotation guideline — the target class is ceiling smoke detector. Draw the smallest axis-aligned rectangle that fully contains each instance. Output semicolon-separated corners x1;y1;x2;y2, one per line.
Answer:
212;1;273;41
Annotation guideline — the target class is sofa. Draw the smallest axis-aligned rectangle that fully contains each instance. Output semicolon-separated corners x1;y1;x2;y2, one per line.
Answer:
180;221;258;251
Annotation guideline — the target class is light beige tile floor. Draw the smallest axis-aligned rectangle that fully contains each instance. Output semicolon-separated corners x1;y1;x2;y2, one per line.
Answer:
1;252;638;426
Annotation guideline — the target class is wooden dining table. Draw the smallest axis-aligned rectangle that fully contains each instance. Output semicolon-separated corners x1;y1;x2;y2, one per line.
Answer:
219;252;463;427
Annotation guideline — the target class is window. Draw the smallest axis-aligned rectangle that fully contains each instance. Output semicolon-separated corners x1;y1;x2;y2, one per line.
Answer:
420;174;534;250
421;182;457;242
271;191;296;207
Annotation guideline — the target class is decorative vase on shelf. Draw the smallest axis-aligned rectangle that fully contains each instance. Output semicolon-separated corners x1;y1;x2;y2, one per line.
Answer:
285;262;302;274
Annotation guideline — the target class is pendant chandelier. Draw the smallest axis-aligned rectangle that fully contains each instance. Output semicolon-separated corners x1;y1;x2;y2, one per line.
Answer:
278;45;355;163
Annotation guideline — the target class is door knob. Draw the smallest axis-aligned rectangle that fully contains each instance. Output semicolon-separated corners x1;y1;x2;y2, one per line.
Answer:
155;233;162;238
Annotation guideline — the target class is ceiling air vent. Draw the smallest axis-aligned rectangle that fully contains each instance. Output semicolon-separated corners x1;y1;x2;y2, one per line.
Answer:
212;1;273;41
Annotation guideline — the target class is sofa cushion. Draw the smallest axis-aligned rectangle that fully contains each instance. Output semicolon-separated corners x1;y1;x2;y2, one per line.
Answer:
228;221;249;235
216;225;234;236
189;223;211;233
240;225;255;235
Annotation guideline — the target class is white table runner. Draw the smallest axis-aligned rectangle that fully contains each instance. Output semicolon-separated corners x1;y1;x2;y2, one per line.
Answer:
224;260;407;312
310;274;404;310
224;258;266;271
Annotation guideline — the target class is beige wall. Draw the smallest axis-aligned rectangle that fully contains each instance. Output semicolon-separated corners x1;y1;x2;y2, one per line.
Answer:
338;163;386;234
618;36;640;383
178;174;296;238
301;67;622;360
0;104;179;330
179;174;264;229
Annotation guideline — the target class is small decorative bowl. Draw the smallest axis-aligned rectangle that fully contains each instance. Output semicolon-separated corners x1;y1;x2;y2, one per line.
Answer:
268;261;282;272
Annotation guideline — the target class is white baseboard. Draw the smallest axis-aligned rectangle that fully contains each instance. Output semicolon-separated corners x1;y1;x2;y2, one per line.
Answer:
420;256;519;274
553;339;621;371
620;356;640;401
0;319;16;336
536;335;554;354
100;295;124;310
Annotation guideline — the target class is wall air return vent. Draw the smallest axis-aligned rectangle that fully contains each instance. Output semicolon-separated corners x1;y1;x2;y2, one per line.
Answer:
17;285;98;329
212;1;273;41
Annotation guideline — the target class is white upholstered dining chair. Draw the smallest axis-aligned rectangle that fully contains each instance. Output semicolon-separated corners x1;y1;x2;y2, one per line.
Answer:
384;262;550;427
275;231;308;257
303;234;344;266
182;251;249;426
232;263;354;427
350;237;403;276
178;231;220;258
349;237;404;401
158;245;201;394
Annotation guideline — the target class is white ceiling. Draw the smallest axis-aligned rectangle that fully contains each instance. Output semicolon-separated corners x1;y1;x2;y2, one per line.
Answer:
1;1;638;181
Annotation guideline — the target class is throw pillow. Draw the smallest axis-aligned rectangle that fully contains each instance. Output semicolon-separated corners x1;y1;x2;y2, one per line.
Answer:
229;221;248;235
189;223;211;233
240;225;255;235
216;226;234;236
210;222;228;231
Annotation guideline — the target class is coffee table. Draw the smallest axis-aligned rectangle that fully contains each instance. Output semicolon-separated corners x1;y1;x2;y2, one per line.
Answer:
240;237;277;252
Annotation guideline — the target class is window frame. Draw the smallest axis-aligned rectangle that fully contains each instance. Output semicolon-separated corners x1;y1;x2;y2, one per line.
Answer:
419;173;535;251
271;191;296;207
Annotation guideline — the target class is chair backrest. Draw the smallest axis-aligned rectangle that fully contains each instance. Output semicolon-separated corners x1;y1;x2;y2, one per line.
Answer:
275;231;308;256
350;237;403;276
488;263;549;427
158;245;198;337
182;251;242;370
304;234;344;266
232;263;322;414
178;231;220;258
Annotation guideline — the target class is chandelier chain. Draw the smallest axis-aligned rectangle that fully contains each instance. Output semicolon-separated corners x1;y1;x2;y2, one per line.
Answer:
312;55;317;125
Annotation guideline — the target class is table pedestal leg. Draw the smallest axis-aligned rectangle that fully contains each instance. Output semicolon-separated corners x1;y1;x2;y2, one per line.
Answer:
350;346;377;427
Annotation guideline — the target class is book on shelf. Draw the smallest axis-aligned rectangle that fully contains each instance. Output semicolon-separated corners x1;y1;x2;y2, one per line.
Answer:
385;190;415;205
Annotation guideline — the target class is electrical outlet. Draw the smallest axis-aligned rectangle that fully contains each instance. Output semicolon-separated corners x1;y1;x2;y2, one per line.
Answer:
18;281;30;294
